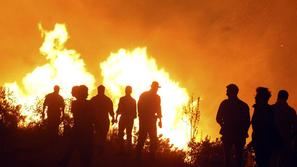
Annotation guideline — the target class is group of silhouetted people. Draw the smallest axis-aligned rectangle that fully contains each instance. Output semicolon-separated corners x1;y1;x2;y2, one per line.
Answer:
217;84;297;167
42;81;163;167
42;82;297;167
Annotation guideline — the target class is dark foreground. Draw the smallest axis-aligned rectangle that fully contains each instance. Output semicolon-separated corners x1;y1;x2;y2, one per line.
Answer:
0;128;188;167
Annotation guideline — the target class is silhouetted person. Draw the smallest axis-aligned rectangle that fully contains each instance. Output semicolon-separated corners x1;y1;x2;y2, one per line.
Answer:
136;81;163;159
116;86;137;152
216;84;250;167
272;90;297;166
251;87;277;167
61;85;94;167
90;85;115;152
42;85;65;139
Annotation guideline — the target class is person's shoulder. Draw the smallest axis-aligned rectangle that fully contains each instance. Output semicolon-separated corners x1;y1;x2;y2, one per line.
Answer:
288;105;296;115
156;94;161;100
119;96;126;102
90;95;98;101
142;91;150;95
45;92;53;98
220;99;229;105
131;96;136;102
58;94;64;99
139;91;149;98
238;99;249;107
104;95;113;102
125;96;136;101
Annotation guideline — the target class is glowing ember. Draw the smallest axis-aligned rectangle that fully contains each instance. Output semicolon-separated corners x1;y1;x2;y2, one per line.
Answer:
4;23;96;126
100;48;191;149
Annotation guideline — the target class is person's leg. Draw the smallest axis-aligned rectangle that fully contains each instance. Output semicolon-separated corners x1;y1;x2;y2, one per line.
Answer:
118;118;125;149
79;136;93;167
47;119;61;155
60;132;77;167
222;139;233;167
95;121;109;154
126;119;134;148
148;121;158;158
234;140;246;167
254;144;269;167
102;121;110;142
136;120;147;156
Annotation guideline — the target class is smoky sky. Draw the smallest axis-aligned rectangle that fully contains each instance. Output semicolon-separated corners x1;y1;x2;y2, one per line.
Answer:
1;0;297;138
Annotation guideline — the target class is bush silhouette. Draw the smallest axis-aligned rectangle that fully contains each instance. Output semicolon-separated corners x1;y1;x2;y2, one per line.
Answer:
0;87;23;135
187;137;224;167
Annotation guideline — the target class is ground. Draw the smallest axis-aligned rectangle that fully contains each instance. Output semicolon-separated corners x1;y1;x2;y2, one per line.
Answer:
0;128;188;167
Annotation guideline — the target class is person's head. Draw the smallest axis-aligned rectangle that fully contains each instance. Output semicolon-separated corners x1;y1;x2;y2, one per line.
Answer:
77;85;88;100
125;86;132;96
277;90;289;103
255;87;271;104
226;84;239;99
150;81;160;94
71;86;79;99
97;85;105;95
53;85;60;94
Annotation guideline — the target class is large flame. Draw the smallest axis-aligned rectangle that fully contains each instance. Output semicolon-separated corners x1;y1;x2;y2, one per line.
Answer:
4;23;192;149
5;23;96;126
100;48;191;149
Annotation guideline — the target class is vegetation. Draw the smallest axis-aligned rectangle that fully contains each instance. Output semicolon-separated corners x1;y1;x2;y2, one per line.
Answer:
183;96;200;140
187;137;224;167
0;87;22;134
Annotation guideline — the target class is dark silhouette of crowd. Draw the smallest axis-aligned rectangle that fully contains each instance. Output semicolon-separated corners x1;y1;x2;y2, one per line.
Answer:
217;84;297;167
41;82;163;166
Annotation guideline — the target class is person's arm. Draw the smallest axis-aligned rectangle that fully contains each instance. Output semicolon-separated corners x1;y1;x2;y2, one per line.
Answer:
132;99;137;119
70;101;75;114
251;106;257;133
156;96;162;118
251;105;257;146
115;98;122;123
157;96;162;128
216;102;224;126
42;96;47;120
137;94;143;118
108;98;115;123
288;108;297;149
61;98;65;121
243;104;250;137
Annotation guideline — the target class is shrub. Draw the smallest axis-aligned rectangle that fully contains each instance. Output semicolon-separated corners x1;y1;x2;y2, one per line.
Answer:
187;137;224;167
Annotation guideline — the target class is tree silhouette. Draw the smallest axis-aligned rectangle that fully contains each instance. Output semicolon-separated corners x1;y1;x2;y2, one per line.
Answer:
183;96;200;140
0;87;23;133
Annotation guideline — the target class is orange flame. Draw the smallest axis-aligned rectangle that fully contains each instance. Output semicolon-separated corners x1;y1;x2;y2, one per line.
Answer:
5;23;96;126
100;48;191;149
4;23;193;149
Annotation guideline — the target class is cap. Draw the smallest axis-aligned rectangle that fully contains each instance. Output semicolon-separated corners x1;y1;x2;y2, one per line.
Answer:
151;81;161;88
